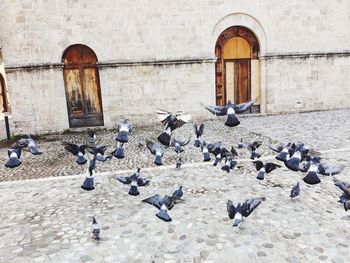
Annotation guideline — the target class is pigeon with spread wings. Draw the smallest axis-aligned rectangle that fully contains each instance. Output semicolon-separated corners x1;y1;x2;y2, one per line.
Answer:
201;100;254;127
253;160;281;180
5;145;23;168
146;140;164;166
156;109;191;146
194;123;204;147
63;142;88;165
115;168;150;196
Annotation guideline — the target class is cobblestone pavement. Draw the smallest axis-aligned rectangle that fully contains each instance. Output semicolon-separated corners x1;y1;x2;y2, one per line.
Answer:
0;109;350;262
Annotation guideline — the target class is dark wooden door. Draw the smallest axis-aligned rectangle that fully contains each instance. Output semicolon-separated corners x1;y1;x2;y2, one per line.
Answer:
234;59;250;104
63;45;104;128
0;74;8;112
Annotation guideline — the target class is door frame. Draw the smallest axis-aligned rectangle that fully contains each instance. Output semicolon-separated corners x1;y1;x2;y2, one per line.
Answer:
223;58;251;105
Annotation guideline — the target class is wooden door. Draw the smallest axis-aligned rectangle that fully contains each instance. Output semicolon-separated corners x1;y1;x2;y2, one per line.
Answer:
0;74;8;112
234;60;250;104
63;45;104;128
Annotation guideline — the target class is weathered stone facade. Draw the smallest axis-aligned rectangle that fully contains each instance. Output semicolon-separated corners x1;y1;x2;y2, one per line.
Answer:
1;0;350;134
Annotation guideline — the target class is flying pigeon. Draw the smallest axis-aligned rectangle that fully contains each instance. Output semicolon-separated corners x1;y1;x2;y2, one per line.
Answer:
238;139;262;160
81;157;96;191
23;135;43;155
63;142;88;165
87;129;96;145
226;197;265;227
221;157;237;173
318;162;343;176
169;136;191;153
110;142;125;159
302;160;321;185
87;145;109;162
5;145;23;168
333;177;350;203
194;123;204;147
142;194;176;222
290;182;300;199
115;119;133;143
115;168;150;196
200;99;254;127
156;109;191;146
91;217;100;240
252;160;281;180
146;140;164;166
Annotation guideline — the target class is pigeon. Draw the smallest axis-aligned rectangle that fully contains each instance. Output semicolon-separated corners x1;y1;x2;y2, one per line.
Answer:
333;177;350;203
146;140;164;166
344;200;350;211
175;157;183;169
226;197;265;227
274;143;294;162
91;217;100;240
156;109;191;146
172;185;183;200
23;135;43;155
63;142;88;165
5;145;23;168
200;99;254;127
169;136;191;153
81;157;96;191
115;119;133;143
110;142;125;159
239;139;262;160
201;141;211;162
194;123;204;147
290;182;300;199
220;147;238;172
87;145;109;162
284;144;306;172
252;160;281;180
302;160;321;185
87;129;96;145
115;168;150;196
142;194;177;222
318;162;343;176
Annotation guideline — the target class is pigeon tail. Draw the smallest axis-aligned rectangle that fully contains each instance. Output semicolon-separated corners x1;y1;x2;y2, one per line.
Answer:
194;139;201;147
76;155;87;165
256;171;265;180
156;207;172;222
116;131;129;143
5;157;22;168
225;114;240;127
285;157;300;172
203;152;211;162
81;177;95;191
115;147;125;159
154;155;163;166
276;151;288;162
128;185;140;196
157;132;171;146
302;171;321;185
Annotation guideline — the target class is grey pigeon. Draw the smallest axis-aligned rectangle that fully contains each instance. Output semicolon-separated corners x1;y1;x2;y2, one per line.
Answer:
156;109;191;146
63;142;88;165
142;194;177;222
221;148;238;173
344;200;350;211
87;129;96;145
23;135;42;155
81;157;96;191
146;140;164;166
253;160;281;180
194;123;204;147
333;177;350;203
302;159;321;185
239;139;262;160
201;100;254;127
169;136;191;153
87;145;109;162
318;162;343;176
226;197;265;227
115;168;150;196
110;142;125;159
172;186;183;200
91;217;100;240
290;182;300;199
175;157;183;169
115;119;133;143
5;145;23;168
201;141;211;162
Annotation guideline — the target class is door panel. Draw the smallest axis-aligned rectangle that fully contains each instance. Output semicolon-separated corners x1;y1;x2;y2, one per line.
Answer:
225;62;235;103
64;69;84;120
236;60;250;104
83;67;102;115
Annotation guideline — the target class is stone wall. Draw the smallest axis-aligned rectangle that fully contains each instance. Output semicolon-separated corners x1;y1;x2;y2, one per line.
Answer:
1;0;350;134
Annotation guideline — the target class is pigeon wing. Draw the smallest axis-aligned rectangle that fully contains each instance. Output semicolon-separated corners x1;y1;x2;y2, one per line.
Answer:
137;177;150;187
269;145;283;153
162;195;175;210
226;199;237;219
200;102;227;116
252;160;264;171
234;100;254;114
146;140;157;154
115;176;132;185
265;162;282;173
241;197;265;217
63;142;79;156
142;194;162;209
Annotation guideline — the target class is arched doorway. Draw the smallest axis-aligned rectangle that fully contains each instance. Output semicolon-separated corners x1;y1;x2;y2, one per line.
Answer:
215;26;260;112
62;44;104;128
0;74;8;112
